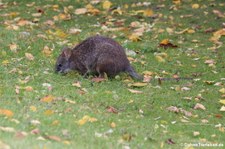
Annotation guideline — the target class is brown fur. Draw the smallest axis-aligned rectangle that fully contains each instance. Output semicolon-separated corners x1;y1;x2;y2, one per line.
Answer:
55;35;142;80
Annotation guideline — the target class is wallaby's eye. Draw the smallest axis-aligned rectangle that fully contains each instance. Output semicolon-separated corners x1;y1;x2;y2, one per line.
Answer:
58;64;62;67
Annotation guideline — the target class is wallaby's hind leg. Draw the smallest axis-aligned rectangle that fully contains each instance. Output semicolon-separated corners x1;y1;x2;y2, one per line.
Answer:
96;57;117;77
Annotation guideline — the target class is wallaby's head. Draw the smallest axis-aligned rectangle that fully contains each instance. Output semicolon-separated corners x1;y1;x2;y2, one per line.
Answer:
55;47;72;73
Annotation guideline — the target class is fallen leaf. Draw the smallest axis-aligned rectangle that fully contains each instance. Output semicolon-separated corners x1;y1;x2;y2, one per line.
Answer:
77;115;97;126
102;0;112;10
68;28;82;34
110;122;116;128
91;77;106;83
219;88;225;94
42;46;53;57
9;43;18;52
194;103;206;110
219;100;225;105
30;128;40;135
30;106;37;112
167;106;179;113
44;109;54;116
143;9;154;17
192;4;199;9
210;29;225;43
30;120;41;125
128;82;147;87
40;95;55;103
128;34;142;42
220;106;225;112
0;109;14;117
0;126;15;132
122;133;132;141
25;53;34;61
45;135;61;142
72;81;81;88
159;39;178;48
127;89;143;94
193;131;200;136
106;106;118;114
213;10;224;18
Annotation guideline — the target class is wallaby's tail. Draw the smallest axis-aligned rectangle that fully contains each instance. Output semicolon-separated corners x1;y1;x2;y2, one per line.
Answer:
126;65;143;80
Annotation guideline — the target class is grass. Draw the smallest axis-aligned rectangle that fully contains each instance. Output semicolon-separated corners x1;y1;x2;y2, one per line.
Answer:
0;0;225;148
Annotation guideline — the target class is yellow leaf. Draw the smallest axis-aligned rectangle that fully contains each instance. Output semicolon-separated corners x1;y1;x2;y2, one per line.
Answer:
55;29;68;38
110;122;116;128
128;34;142;42
192;4;199;9
220;106;225;111
30;106;37;112
2;60;9;65
40;95;55;103
143;9;154;17
129;82;148;87
160;39;169;45
102;0;112;10
219;88;225;94
25;53;34;61
77;115;97;126
42;46;53;56
219;100;225;105
210;29;225;43
173;0;181;5
0;109;14;117
44;109;54;115
155;55;165;63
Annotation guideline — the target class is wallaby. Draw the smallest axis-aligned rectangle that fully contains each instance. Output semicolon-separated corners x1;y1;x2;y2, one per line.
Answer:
55;35;143;80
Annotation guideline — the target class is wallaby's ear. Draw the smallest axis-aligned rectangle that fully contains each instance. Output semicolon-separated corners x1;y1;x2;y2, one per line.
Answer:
62;47;72;60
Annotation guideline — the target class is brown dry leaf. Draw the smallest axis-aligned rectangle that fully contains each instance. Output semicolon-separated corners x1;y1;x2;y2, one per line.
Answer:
102;0;112;10
46;135;61;142
194;103;206;110
106;106;118;114
91;77;106;83
210;29;225;43
159;39;178;48
127;89;143;94
68;28;82;34
167;106;179;113
0;109;14;117
63;98;76;104
40;95;55;103
25;53;34;61
17;19;30;26
213;10;224;18
9;43;18;52
42;46;53;57
25;86;33;92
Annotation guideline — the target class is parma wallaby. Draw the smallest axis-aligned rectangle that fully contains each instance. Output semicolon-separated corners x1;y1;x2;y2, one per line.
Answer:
55;35;142;80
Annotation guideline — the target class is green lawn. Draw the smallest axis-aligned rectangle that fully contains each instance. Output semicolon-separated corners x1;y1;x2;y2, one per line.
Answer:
0;0;224;149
